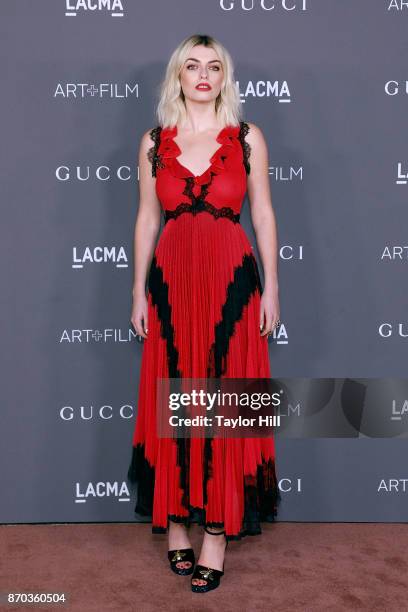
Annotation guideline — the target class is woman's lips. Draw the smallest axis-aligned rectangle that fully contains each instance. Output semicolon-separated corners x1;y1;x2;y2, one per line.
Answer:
195;83;212;90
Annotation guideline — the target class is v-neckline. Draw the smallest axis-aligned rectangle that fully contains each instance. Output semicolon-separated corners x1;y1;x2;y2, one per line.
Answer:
171;124;228;179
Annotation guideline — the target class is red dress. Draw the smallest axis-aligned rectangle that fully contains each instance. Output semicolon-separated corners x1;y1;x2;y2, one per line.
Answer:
128;121;281;541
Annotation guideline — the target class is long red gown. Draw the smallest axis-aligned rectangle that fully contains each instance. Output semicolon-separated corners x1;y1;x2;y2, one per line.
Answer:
128;121;281;541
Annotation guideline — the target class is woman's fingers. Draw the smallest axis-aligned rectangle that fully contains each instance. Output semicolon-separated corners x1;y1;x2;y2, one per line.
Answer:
131;307;148;339
259;304;266;335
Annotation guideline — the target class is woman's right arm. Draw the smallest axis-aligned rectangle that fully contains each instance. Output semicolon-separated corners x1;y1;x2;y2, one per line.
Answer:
130;129;162;340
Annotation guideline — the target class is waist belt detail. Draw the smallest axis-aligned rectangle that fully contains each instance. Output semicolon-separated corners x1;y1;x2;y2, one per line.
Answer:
164;200;240;224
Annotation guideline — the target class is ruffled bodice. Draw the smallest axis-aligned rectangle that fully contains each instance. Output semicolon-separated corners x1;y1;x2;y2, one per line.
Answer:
148;122;251;217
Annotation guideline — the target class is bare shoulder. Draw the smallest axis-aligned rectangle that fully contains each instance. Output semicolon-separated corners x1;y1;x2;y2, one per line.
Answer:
244;121;266;147
140;127;158;153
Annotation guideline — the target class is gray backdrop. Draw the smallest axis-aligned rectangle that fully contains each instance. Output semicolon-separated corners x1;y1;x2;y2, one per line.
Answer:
1;1;407;523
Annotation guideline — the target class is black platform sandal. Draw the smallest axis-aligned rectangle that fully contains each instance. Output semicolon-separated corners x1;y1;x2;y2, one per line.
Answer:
168;548;195;576
191;526;228;593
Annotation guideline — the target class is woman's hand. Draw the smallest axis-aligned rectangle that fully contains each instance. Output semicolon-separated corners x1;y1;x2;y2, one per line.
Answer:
131;292;148;340
259;287;280;337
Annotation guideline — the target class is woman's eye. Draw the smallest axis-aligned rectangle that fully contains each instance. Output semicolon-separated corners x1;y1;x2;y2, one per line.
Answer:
186;64;220;70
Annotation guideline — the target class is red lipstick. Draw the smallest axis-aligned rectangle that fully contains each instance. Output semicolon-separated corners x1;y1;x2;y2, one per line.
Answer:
195;82;212;91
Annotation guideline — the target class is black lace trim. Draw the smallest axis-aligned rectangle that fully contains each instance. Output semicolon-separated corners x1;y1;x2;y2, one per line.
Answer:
203;251;263;507
127;224;279;541
239;120;251;175
127;442;155;515
183;175;197;200
147;126;165;177
164;171;240;224
146;255;191;509
207;251;262;379
128;442;281;541
147;122;250;177
164;200;240;224
147;255;181;379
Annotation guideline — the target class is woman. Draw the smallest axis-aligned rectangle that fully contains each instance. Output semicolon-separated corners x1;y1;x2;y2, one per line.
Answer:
128;33;281;593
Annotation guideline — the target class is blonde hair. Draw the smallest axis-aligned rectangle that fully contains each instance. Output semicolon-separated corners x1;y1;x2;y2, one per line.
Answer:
155;34;243;129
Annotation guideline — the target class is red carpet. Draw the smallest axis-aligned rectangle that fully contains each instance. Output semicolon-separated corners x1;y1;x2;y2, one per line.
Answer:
1;523;406;611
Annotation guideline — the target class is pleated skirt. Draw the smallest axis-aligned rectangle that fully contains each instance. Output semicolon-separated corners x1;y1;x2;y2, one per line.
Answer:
128;212;281;540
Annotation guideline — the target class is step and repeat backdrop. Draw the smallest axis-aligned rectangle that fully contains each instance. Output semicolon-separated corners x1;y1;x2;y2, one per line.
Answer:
1;1;407;524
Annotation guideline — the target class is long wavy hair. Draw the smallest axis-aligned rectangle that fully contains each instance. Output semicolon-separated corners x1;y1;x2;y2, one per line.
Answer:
155;34;243;130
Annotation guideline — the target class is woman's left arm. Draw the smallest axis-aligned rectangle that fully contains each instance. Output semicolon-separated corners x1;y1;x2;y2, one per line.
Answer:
246;122;280;337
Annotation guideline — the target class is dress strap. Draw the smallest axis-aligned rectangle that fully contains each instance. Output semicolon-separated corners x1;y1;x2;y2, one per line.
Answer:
238;120;251;175
147;126;163;177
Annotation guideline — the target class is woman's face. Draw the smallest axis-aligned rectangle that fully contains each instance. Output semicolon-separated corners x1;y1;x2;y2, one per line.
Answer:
179;44;224;103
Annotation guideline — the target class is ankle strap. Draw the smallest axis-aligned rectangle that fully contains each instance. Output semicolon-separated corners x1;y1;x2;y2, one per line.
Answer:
204;525;225;536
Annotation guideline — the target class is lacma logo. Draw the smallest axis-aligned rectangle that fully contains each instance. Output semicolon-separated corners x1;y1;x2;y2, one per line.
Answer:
75;481;130;503
238;80;291;103
396;162;408;185
273;322;288;345
391;399;408;421
65;0;124;17
72;246;128;269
